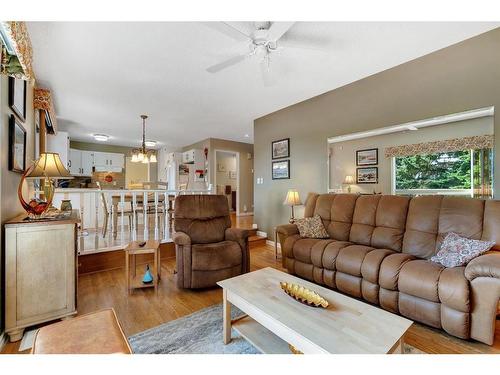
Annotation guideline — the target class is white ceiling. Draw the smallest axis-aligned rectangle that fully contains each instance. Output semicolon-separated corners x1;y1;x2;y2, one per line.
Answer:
27;22;499;148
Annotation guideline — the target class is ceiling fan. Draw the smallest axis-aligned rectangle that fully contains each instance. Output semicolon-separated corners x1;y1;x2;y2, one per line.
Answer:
205;22;323;86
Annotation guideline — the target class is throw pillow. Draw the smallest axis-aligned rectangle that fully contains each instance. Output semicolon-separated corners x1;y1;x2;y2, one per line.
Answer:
294;215;329;239
430;232;495;268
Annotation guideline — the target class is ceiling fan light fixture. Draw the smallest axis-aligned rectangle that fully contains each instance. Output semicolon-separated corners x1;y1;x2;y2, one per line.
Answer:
131;153;138;163
149;154;157;163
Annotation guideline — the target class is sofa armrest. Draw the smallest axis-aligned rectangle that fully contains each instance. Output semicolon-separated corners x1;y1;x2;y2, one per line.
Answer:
225;228;249;243
465;253;500;281
464;252;500;345
172;231;191;246
276;224;299;237
225;228;250;273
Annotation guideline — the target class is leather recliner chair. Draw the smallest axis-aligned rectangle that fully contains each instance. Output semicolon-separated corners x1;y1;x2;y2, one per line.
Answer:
172;194;250;289
277;193;500;345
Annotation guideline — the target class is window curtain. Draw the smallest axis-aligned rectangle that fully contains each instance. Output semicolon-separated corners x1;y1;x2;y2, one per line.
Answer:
472;148;494;199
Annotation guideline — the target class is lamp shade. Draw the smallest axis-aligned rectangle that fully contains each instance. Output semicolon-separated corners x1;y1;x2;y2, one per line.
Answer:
343;175;355;184
131;153;138;163
284;189;302;206
26;152;72;179
149;153;157;163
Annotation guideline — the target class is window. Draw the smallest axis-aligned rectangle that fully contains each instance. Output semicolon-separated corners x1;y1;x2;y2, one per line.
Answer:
393;148;493;197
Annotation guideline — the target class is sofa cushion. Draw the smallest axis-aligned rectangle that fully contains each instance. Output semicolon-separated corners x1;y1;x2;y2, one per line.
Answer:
336;245;374;277
398;260;444;302
361;248;395;284
399;293;442;329
379;253;415;290
402;195;443;258
437;197;485;249
349;195;381;245
293;238;324;263
431;232;494;268
371;195;410;251
321;241;352;270
191;241;242;271
295;215;329;239
310;239;336;267
326;194;358;241
438;266;470;312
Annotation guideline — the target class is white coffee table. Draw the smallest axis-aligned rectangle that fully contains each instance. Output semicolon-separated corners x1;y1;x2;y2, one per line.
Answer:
217;267;413;354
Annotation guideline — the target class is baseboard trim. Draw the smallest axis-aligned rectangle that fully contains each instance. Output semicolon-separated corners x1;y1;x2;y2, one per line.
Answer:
0;330;7;352
237;212;254;217
256;230;267;238
266;239;281;249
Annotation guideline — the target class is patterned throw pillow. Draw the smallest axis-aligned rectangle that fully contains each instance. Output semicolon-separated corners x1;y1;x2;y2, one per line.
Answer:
430;232;495;268
294;215;330;239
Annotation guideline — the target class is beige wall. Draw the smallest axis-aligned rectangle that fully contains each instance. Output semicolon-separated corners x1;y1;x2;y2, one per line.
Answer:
0;76;36;334
330;116;494;194
254;28;500;237
183;138;254;214
215;151;238;209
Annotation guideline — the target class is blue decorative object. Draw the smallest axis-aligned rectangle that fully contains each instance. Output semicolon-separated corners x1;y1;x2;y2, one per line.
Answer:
142;264;154;284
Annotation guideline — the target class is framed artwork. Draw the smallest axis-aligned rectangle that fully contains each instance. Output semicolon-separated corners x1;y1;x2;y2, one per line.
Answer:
356;148;378;166
272;160;290;180
9;115;27;173
229;171;236;179
272;138;290;159
356;167;378;184
9;76;27;121
217;163;226;172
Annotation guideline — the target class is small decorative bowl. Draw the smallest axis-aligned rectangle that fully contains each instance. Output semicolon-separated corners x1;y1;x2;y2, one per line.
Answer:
280;282;329;308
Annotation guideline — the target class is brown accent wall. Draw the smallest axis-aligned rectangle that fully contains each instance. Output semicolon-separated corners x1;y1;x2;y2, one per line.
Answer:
254;28;500;237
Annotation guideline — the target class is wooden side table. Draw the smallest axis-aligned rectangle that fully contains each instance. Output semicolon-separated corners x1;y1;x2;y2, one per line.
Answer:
125;240;161;295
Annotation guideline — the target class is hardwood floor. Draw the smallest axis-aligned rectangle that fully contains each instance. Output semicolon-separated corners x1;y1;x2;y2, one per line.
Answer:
2;224;499;354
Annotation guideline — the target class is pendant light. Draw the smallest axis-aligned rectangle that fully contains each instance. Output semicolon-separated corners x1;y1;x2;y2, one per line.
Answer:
131;115;157;163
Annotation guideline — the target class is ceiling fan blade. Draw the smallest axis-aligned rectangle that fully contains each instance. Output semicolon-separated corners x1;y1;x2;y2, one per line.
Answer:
260;59;275;87
267;22;295;42
201;22;252;42
206;54;247;73
278;40;331;53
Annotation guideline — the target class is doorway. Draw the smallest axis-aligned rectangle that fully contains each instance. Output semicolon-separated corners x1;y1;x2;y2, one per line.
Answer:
214;150;239;215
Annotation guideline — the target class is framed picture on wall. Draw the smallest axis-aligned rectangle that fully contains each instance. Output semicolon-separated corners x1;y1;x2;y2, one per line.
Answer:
272;160;290;180
356;167;378;184
8;76;27;121
272;138;290;159
9;115;27;173
356;148;378;166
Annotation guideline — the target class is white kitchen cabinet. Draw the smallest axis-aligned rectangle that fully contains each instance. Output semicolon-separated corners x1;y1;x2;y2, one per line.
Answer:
182;149;203;164
46;131;70;168
68;149;93;176
68;148;82;175
94;151;124;172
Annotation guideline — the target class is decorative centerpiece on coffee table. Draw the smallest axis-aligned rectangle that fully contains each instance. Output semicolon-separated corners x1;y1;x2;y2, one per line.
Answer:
280;282;329;308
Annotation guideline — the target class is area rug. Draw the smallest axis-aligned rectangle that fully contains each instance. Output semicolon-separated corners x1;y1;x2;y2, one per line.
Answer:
128;304;259;354
128;303;425;354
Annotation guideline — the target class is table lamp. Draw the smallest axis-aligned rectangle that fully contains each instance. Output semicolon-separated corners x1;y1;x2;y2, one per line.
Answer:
284;189;302;223
343;175;355;193
18;152;73;219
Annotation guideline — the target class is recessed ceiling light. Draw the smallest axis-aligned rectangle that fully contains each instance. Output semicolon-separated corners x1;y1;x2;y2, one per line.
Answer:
244;134;250;138
93;134;109;142
145;140;157;147
407;125;418;131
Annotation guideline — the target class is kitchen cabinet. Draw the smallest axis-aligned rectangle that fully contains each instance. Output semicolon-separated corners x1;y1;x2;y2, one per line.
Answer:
68;149;93;176
46;131;70;168
94;152;124;172
182;149;203;164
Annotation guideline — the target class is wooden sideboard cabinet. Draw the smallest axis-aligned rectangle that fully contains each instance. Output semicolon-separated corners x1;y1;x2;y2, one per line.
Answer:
4;212;80;342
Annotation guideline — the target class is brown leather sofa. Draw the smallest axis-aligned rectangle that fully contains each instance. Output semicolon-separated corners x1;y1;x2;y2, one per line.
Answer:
277;193;500;345
172;195;250;288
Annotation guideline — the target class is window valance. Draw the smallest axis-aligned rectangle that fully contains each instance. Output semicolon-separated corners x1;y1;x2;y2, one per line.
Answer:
34;88;58;134
385;134;494;158
0;21;34;81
